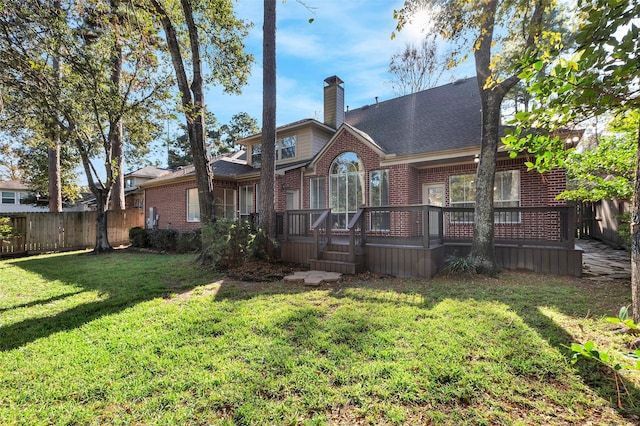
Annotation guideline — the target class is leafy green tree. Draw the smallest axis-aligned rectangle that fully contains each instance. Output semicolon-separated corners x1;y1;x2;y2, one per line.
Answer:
0;139;22;182
394;0;566;275
0;0;67;211
504;0;640;319
559;112;638;203
167;111;258;169
2;0;171;252
146;0;253;236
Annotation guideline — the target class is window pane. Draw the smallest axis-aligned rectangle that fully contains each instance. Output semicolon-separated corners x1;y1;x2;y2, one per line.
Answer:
19;192;30;204
495;170;520;202
1;191;15;204
251;144;261;166
187;188;200;222
369;170;389;207
310;177;325;209
214;188;236;219
240;185;254;215
449;174;475;205
329;152;364;230
280;135;296;159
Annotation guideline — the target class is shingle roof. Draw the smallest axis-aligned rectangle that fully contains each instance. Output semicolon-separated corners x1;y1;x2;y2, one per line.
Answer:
344;77;482;156
0;180;30;190
126;165;170;179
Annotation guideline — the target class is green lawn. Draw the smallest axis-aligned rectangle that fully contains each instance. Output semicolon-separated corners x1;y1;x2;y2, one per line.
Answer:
1;251;639;425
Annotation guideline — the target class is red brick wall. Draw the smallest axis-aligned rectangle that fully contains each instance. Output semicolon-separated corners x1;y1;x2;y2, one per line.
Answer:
302;130;386;209
418;157;567;207
276;169;303;211
144;179;199;232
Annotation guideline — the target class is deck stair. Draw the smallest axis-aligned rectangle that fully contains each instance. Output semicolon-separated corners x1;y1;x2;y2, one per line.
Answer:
309;242;365;275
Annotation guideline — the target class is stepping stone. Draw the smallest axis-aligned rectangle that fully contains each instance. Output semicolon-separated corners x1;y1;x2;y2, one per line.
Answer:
283;270;343;286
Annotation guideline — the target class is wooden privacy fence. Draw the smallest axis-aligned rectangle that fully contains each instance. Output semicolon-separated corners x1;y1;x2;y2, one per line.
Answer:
1;209;144;255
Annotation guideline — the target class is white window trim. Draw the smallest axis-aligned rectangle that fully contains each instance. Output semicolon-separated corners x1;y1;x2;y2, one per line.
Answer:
1;191;16;205
186;188;200;223
449;170;521;224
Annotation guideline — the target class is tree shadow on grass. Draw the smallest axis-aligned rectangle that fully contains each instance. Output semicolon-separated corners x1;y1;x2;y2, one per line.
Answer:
214;272;640;422
0;251;212;352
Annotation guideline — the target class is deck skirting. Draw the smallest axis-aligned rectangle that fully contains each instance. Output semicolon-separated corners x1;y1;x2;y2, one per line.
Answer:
279;240;582;278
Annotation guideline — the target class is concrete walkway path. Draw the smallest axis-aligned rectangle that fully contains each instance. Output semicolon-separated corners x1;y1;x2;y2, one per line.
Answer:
577;238;630;281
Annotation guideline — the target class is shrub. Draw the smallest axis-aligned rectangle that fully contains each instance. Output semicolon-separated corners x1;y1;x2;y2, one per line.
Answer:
201;219;255;270
147;229;178;251
1;217;15;241
443;253;477;275
615;212;631;250
129;227;149;248
176;229;202;254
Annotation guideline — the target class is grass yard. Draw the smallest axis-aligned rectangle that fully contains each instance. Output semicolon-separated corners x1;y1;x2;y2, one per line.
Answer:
1;250;639;425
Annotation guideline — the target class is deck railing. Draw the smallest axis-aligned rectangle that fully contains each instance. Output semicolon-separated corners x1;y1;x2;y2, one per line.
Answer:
279;205;575;249
310;209;331;260
442;206;575;248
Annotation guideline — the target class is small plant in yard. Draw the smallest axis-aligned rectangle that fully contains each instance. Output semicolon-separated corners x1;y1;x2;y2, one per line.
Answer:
128;226;149;248
570;306;640;408
443;253;477;275
201;218;256;269
176;229;201;253
147;228;178;251
0;217;16;241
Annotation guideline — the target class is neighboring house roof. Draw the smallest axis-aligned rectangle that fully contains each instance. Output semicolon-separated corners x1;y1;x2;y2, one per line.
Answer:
125;165;171;179
344;77;482;156
140;151;260;188
0;180;30;191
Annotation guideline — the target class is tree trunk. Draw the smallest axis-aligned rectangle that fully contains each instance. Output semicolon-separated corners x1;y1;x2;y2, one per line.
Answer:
48;16;62;213
151;0;214;226
109;0;125;211
259;0;277;255
471;90;501;276
93;189;113;253
631;123;640;322
110;120;125;210
47;140;62;212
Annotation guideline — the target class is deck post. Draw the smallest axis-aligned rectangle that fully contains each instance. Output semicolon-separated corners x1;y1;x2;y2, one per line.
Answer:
283;211;289;242
422;206;430;248
312;229;319;260
349;228;356;263
567;203;576;248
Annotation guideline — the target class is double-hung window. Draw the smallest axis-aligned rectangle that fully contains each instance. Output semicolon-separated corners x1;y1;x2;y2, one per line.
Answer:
310;177;325;209
1;191;16;204
449;170;520;223
278;135;296;160
186;188;200;222
214;188;237;219
369;170;390;231
239;185;254;219
251;144;261;167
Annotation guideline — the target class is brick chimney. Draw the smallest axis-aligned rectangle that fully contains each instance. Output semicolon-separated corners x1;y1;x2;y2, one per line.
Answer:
324;76;344;129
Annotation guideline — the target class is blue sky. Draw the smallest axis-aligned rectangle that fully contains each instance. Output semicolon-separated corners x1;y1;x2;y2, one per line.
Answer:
204;0;473;129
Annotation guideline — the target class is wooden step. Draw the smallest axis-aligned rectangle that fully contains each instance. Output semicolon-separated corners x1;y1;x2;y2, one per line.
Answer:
320;250;352;262
324;243;350;253
309;259;360;275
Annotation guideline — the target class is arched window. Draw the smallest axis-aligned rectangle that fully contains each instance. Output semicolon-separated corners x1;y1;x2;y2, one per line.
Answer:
329;152;365;229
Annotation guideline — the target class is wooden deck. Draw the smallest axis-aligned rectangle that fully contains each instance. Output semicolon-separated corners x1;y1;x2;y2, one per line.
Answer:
277;205;583;278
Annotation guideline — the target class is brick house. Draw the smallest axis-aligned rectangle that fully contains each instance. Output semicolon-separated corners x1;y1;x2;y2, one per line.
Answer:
140;76;582;277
